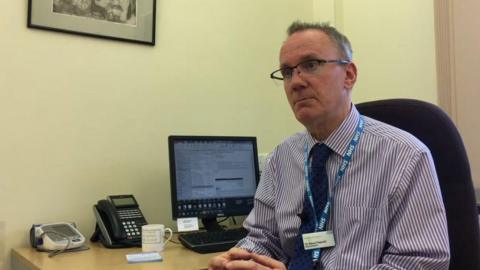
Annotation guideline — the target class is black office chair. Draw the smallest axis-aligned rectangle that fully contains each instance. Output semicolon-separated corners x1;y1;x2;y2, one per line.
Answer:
356;98;480;270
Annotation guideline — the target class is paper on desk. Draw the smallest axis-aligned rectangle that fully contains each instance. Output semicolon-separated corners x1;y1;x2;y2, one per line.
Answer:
177;217;199;232
126;252;163;264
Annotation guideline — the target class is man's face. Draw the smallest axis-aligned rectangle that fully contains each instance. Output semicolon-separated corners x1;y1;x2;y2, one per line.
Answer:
94;0;131;22
94;0;110;8
110;0;131;21
279;30;356;130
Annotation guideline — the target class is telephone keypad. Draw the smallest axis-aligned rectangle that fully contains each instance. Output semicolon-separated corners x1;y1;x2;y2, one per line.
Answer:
120;219;145;239
112;208;147;239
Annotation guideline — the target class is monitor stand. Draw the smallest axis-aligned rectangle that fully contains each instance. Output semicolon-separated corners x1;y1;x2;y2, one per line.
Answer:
202;217;224;231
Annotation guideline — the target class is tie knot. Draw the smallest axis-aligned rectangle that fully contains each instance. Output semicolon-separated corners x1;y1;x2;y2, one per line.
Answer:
310;143;332;168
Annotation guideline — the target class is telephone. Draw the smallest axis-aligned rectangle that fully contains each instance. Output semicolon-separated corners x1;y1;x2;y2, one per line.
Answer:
30;222;86;253
91;194;148;248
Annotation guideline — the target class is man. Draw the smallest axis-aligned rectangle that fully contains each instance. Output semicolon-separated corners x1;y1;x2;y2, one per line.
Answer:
209;21;450;270
53;0;91;16
92;0;136;24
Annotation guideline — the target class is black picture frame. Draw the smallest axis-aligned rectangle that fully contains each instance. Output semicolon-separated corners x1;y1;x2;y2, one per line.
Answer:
28;0;156;46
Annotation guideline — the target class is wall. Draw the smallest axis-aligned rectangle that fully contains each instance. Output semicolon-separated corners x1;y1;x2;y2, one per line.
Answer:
435;0;480;188
450;0;480;187
0;1;310;269
314;0;437;103
0;1;437;269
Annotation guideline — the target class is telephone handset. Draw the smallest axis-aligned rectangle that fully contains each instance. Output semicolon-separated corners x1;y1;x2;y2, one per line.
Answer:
91;194;147;248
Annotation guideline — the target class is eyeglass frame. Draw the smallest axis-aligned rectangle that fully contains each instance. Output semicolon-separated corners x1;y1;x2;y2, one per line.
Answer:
270;58;351;81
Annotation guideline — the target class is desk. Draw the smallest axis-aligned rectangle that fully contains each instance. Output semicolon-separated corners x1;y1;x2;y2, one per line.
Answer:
12;241;222;270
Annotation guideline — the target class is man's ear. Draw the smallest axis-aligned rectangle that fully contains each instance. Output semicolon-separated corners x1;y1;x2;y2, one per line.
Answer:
344;62;357;90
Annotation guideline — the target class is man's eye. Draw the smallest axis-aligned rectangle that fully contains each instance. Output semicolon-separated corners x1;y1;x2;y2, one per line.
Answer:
281;68;293;78
301;61;319;71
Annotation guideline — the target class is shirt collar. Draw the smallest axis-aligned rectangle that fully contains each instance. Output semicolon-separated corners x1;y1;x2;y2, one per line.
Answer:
304;104;360;157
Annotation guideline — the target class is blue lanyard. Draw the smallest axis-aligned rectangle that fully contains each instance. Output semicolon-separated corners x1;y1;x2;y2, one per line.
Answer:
303;116;365;263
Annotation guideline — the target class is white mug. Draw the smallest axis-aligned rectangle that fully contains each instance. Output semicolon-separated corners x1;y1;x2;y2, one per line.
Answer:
141;224;173;252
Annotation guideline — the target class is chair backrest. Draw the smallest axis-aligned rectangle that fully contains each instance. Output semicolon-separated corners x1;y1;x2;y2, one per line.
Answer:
356;98;480;270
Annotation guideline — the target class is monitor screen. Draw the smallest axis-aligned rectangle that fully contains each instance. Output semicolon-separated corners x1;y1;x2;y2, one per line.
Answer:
168;136;259;225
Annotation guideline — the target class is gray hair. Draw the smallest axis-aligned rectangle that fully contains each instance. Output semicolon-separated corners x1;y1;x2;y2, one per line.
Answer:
287;21;353;60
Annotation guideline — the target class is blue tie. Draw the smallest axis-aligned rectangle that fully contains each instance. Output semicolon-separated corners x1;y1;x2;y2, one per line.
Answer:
289;143;332;270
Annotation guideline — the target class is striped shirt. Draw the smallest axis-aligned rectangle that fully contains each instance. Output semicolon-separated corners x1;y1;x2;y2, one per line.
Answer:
237;105;450;269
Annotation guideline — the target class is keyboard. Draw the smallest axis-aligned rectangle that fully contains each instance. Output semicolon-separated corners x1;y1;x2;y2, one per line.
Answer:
178;227;248;254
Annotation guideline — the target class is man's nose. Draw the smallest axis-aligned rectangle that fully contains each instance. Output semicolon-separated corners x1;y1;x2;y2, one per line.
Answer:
288;69;307;90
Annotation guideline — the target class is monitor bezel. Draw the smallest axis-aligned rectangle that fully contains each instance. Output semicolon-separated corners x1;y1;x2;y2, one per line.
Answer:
168;135;260;221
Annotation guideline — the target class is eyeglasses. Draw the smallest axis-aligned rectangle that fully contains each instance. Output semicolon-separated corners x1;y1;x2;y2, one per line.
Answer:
270;59;350;81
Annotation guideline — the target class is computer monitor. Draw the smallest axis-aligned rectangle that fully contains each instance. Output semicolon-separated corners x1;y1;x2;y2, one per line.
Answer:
168;135;260;231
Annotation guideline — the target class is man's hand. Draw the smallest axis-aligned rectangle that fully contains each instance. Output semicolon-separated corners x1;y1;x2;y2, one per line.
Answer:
208;248;286;270
208;248;251;270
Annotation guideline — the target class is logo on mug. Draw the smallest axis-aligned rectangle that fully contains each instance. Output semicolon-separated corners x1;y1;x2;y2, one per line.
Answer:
141;224;173;252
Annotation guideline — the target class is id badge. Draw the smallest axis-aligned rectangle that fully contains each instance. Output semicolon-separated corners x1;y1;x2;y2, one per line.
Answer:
302;230;335;250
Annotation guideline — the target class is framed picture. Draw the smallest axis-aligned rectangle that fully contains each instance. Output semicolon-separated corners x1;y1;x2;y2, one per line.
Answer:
28;0;156;45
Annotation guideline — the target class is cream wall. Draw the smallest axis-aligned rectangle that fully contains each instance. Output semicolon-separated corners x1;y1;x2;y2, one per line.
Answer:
0;1;436;269
450;0;480;187
0;1;309;269
314;0;437;103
